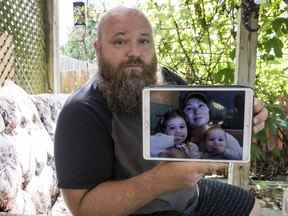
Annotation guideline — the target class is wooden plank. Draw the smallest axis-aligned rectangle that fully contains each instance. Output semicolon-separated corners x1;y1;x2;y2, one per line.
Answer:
0;56;15;83
0;35;13;58
0;33;16;87
0;32;8;47
8;68;16;80
0;44;14;63
0;45;14;73
228;1;259;189
234;9;258;86
0;56;15;84
47;0;60;93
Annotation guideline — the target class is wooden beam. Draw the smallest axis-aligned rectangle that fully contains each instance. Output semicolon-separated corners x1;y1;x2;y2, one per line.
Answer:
0;33;16;86
47;0;60;93
228;0;259;188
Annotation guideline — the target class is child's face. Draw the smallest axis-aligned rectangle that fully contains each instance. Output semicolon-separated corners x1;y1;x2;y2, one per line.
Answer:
165;117;188;145
205;128;226;154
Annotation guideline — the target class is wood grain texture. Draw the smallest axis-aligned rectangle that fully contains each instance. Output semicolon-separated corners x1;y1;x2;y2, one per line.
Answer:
0;32;16;86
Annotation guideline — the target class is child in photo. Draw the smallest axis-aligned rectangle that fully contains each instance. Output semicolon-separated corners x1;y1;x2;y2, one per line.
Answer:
152;109;201;159
202;126;242;160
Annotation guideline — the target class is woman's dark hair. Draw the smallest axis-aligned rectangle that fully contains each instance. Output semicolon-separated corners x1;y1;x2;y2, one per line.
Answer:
153;109;191;143
179;92;227;125
179;92;209;110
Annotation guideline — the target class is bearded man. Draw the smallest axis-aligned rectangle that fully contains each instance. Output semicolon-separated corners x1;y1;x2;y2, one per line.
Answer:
55;6;267;216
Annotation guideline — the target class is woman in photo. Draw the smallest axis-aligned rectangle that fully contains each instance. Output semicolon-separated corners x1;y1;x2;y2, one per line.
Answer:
180;92;242;160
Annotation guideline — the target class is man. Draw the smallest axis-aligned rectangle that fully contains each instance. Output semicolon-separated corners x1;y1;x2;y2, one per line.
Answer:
55;7;268;216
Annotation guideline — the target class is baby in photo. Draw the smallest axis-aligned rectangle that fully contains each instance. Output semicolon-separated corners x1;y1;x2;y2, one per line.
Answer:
202;126;241;160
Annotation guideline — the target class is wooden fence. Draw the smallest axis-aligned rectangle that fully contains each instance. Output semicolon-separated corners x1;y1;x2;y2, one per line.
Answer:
59;55;97;93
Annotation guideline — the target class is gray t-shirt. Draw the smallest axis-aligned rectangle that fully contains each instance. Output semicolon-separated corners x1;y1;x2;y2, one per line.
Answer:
55;68;198;214
112;113;198;213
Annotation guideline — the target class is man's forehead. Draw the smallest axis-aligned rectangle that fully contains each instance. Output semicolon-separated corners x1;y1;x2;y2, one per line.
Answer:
101;10;152;37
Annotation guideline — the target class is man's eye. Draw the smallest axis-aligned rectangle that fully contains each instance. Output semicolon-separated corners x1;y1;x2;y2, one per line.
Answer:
219;138;223;142
114;40;125;46
168;126;175;130
139;38;150;44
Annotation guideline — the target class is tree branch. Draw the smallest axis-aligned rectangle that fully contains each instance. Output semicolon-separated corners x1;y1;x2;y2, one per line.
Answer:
172;16;199;82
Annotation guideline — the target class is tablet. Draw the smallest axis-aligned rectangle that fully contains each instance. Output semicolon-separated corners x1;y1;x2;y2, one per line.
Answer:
142;86;254;163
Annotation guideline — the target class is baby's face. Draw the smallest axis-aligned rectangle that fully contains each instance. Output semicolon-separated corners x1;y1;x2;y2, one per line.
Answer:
165;117;187;145
205;128;226;154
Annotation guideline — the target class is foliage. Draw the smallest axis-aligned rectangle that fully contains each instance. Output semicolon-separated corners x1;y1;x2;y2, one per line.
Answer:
257;1;288;61
143;0;239;84
60;4;100;61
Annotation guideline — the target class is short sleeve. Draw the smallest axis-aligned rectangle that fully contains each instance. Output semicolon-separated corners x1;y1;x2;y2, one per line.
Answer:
54;101;114;189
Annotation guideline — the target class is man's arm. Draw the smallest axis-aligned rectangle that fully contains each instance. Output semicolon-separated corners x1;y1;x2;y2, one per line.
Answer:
62;168;163;216
61;162;225;216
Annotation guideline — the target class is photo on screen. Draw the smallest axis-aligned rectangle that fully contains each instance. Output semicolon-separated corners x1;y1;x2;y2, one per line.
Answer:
148;89;248;161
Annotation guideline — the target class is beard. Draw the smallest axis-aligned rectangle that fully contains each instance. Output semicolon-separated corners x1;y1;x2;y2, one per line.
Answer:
97;54;158;115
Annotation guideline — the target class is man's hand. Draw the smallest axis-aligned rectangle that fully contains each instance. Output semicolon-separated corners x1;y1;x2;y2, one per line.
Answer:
253;98;268;134
151;162;227;192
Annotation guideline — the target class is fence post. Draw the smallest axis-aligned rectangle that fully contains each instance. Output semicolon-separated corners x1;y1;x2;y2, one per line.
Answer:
228;0;259;188
47;0;60;93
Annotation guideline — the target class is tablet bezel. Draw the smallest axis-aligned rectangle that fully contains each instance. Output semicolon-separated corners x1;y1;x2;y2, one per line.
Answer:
142;86;254;163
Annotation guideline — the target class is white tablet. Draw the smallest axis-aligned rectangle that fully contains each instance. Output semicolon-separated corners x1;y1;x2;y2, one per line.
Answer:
143;86;254;163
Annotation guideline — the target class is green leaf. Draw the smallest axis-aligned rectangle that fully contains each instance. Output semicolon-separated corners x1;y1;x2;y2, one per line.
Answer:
272;17;288;35
271;37;283;57
229;48;235;60
251;144;265;161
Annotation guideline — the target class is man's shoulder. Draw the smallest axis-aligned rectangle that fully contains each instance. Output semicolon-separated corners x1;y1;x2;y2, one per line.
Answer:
161;67;187;85
65;79;105;106
62;79;111;118
57;79;113;135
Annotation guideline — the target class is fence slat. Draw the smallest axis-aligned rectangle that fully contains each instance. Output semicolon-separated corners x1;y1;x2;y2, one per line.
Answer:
0;32;16;86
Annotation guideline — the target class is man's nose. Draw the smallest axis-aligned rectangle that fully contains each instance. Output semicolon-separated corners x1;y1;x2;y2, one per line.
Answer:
127;43;141;58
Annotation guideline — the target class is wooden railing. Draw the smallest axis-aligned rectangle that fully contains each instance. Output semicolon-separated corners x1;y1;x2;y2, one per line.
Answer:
0;32;15;86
